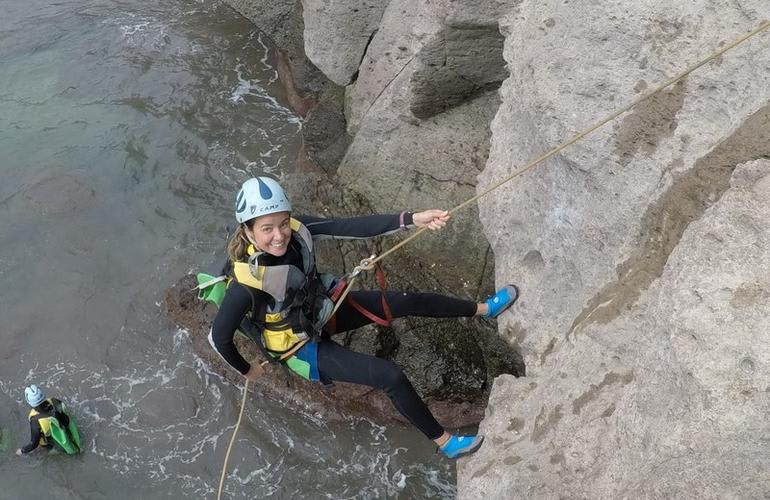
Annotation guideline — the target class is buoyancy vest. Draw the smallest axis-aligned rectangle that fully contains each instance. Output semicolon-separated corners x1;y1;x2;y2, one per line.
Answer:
28;399;81;455
230;218;336;353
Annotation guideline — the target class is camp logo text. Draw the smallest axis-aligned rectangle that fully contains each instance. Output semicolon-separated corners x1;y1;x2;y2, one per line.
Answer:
251;203;282;214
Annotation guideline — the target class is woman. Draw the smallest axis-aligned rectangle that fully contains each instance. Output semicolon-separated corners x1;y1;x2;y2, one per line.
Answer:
209;177;518;459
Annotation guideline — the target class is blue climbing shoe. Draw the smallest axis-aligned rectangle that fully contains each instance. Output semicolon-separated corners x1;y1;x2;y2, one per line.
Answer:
440;434;484;459
483;284;519;318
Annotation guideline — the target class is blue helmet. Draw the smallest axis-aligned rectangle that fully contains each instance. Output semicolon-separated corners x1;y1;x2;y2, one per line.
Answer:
235;177;292;224
24;384;45;407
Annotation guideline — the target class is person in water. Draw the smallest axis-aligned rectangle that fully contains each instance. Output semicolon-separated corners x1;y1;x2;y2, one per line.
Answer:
208;177;518;459
16;384;81;456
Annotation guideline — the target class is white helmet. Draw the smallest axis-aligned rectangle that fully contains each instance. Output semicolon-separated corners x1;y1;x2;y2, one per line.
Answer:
24;384;45;407
235;177;292;224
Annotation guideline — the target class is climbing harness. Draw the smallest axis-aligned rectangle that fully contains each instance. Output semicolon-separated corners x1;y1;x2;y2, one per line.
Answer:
216;20;769;498
327;257;393;330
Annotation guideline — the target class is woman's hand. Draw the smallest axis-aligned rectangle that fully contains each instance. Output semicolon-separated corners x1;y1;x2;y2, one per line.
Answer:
412;209;451;231
244;362;264;382
15;449;22;456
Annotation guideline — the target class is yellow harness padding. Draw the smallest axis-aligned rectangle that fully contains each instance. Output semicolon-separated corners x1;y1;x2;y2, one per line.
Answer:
231;218;315;353
28;408;53;445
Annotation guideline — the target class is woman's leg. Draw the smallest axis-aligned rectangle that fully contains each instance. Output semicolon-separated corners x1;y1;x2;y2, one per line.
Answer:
317;338;446;441
331;290;479;334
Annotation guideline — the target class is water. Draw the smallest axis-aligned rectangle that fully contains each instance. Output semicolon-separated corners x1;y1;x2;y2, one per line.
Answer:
0;0;455;497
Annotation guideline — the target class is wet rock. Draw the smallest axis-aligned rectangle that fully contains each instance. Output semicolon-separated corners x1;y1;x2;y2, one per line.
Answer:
407;23;507;119
222;0;350;170
343;0;511;133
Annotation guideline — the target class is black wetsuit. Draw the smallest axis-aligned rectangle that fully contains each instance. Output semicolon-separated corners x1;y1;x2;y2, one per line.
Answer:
21;399;69;454
210;213;477;440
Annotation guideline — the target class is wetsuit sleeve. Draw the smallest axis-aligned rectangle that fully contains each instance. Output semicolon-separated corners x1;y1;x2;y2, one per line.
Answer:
296;213;414;241
20;418;42;454
209;284;255;375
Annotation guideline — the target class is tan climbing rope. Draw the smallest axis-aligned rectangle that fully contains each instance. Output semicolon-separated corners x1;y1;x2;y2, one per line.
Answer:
216;378;249;500
215;20;768;499
365;20;770;271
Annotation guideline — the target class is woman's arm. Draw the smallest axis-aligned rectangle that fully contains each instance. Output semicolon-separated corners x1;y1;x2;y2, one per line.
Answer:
297;210;450;240
297;213;413;240
19;418;42;454
208;284;256;375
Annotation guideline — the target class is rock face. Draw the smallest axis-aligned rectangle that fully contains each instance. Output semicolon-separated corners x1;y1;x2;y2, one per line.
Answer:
463;158;770;498
301;0;388;86
210;0;769;496
461;1;770;498
343;0;509;133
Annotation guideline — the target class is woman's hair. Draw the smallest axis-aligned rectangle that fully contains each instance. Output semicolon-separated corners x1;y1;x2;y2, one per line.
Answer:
227;221;254;263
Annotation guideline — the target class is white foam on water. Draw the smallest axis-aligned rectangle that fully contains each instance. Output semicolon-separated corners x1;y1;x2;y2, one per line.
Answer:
230;62;260;103
244;31;277;83
393;468;407;489
112;13;171;51
229;62;302;127
7;332;238;493
413;463;457;498
119;21;149;37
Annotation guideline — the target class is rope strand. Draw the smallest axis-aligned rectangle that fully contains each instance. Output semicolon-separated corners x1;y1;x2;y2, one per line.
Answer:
216;379;249;500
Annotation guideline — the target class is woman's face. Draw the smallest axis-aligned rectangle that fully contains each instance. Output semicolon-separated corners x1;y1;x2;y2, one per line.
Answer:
246;211;292;257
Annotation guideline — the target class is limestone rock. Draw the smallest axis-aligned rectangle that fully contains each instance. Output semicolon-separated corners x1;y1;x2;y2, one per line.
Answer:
301;0;388;86
462;159;770;498
479;0;770;368
344;0;510;133
465;0;770;497
338;88;501;297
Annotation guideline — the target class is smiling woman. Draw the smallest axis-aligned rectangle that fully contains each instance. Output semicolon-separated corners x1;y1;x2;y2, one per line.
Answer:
207;176;520;462
231;177;293;257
